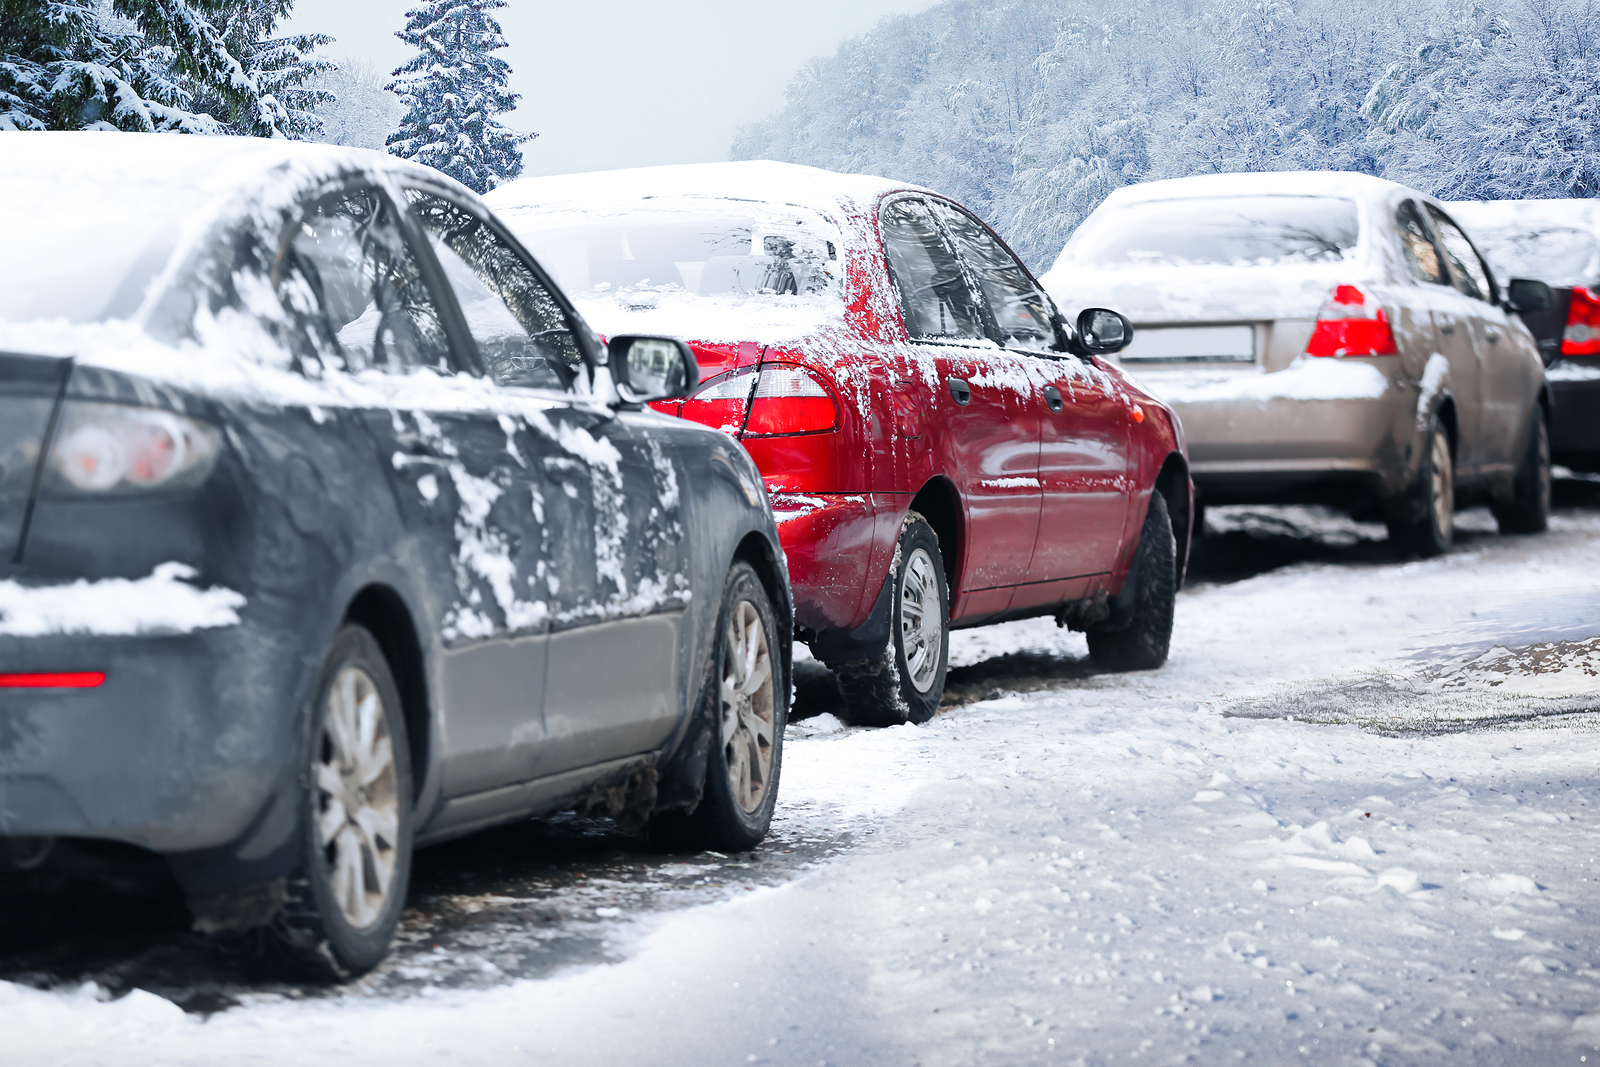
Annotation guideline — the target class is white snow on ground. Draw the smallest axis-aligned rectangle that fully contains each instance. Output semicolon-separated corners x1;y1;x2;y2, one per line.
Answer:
5;509;1600;1065
0;562;245;637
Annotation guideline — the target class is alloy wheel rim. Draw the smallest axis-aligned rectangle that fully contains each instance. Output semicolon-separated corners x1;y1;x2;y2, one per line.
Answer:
721;600;776;815
1430;432;1454;545
900;546;943;694
316;666;401;930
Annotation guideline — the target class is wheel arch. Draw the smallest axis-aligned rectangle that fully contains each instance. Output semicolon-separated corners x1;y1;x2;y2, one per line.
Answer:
1435;396;1460;460
732;529;794;690
910;475;961;594
344;584;430;802
1153;453;1193;583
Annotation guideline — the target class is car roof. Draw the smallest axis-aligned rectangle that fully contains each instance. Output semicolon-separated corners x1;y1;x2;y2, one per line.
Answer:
0;131;469;209
485;160;930;219
1098;170;1424;210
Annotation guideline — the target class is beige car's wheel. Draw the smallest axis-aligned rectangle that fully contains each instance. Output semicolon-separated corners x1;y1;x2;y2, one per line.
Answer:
1388;415;1454;558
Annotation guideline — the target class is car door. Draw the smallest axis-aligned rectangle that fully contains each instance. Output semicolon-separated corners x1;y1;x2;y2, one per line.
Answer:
1417;203;1498;475
1427;206;1527;473
278;184;550;802
878;196;1041;619
932;201;1131;606
403;187;690;778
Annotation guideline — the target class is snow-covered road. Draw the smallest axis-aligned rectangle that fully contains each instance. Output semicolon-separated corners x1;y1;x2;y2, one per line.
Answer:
6;497;1600;1066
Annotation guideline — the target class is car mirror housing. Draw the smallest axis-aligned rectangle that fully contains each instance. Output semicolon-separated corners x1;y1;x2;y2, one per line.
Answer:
608;335;698;404
1073;308;1134;355
1504;278;1553;314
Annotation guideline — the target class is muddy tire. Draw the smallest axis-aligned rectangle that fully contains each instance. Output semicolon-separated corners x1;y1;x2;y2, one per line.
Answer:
271;625;413;979
1491;410;1550;535
656;562;785;852
835;513;949;727
1087;490;1176;672
1387;414;1454;558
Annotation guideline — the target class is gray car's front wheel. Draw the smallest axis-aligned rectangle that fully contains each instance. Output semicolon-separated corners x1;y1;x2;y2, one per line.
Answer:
272;625;413;979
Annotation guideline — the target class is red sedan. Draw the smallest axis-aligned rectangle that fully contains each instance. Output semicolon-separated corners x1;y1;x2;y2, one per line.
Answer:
488;163;1192;724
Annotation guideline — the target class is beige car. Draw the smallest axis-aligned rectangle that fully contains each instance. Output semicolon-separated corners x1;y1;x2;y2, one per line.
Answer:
1041;171;1553;555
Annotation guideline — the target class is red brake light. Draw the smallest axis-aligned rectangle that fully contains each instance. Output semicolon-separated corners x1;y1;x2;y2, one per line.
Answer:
680;370;757;435
0;672;105;688
744;364;839;437
1563;285;1600;356
1305;284;1398;357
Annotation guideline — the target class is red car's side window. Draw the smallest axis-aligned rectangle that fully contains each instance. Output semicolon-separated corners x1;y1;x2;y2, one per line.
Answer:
879;198;987;342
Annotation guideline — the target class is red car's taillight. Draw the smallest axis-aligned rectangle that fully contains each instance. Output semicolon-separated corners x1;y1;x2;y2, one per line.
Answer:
744;364;839;437
1562;285;1600;356
680;370;758;435
1305;284;1398;357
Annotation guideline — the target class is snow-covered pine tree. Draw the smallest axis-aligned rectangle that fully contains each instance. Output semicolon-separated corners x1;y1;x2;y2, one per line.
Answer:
205;0;335;139
0;0;325;136
0;0;222;132
385;0;533;193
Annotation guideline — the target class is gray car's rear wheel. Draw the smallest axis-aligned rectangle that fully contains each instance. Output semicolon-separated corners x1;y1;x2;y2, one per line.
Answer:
1388;415;1454;558
1492;411;1550;534
659;561;785;852
272;625;413;979
834;513;949;727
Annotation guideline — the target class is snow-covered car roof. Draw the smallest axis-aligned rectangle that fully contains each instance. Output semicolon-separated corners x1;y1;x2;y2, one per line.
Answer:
486;161;929;345
485;160;926;219
1445;199;1600;288
1095;170;1424;210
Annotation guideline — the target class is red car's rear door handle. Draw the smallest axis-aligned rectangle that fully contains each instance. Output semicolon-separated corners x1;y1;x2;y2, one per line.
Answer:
1043;386;1063;413
947;378;971;406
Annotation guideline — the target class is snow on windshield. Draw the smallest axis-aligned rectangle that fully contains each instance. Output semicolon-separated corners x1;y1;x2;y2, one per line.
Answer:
1071;195;1360;268
503;198;845;343
0;174;187;324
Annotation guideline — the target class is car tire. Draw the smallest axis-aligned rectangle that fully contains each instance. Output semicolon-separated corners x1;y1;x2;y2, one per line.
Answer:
1387;415;1454;558
659;562;786;853
1087;490;1176;672
271;625;413;979
1491;411;1550;535
835;513;949;727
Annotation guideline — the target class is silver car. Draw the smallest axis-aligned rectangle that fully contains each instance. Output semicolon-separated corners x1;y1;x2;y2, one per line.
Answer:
1041;172;1553;555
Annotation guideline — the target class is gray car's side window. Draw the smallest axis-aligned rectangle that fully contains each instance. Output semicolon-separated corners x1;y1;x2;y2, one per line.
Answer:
1426;206;1496;303
932;201;1058;353
879;197;988;343
279;188;453;375
1395;201;1449;286
405;190;583;391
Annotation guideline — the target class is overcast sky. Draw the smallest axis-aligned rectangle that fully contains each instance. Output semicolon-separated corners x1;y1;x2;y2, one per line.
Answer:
285;0;934;177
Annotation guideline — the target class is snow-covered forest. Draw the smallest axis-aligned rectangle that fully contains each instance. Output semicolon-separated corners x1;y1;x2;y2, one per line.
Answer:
733;0;1600;269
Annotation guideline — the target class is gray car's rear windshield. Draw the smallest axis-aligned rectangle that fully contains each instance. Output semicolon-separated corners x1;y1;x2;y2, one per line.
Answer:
0;178;185;325
1074;195;1360;268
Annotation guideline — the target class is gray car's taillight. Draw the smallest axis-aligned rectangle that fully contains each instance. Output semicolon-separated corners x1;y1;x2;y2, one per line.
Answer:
46;402;220;494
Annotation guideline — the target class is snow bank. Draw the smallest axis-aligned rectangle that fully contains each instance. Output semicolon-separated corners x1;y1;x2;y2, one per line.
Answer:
0;562;245;637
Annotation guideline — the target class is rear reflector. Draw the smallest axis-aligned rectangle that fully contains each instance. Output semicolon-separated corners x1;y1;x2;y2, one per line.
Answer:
0;672;106;688
680;370;757;435
1563;285;1600;356
745;364;839;437
1306;284;1398;357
